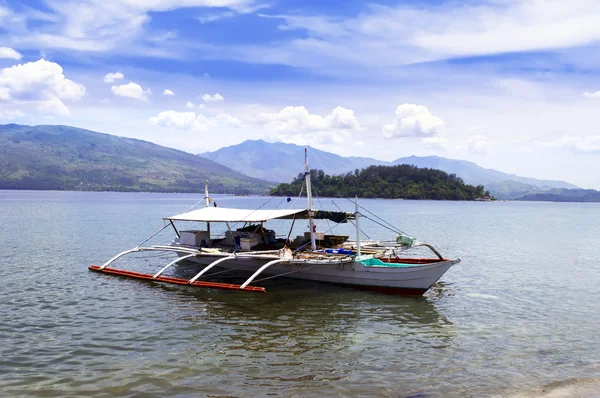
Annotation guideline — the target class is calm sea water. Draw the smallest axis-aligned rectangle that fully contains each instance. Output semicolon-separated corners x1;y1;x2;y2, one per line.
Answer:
1;190;599;397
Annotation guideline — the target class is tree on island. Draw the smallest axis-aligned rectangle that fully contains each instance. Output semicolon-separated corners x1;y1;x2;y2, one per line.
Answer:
270;165;491;200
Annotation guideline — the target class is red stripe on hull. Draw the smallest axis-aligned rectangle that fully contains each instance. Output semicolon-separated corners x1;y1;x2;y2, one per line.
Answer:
88;265;266;293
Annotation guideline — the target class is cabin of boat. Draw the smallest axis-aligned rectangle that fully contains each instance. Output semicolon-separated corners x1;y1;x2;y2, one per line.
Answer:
167;207;351;253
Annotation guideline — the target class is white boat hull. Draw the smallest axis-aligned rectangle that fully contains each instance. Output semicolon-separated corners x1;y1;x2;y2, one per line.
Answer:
176;251;459;294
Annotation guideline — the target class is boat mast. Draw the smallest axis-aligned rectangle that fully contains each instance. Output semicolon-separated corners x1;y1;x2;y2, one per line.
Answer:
305;147;316;251
355;196;361;256
205;180;211;237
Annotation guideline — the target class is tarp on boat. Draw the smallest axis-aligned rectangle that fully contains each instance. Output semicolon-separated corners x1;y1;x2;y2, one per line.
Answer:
165;207;353;223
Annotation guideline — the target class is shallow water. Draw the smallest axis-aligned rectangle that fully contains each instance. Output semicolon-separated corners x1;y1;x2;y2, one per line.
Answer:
0;191;599;397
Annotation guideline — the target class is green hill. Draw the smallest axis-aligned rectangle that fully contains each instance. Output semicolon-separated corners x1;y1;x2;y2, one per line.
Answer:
0;124;271;194
270;165;489;200
517;189;600;202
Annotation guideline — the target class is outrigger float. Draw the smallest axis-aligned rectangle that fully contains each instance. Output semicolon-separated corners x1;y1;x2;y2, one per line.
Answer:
89;149;460;295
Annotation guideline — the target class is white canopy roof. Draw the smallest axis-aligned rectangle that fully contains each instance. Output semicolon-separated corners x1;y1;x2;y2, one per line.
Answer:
166;207;308;223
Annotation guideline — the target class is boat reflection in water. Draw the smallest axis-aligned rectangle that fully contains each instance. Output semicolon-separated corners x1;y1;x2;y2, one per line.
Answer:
135;274;457;395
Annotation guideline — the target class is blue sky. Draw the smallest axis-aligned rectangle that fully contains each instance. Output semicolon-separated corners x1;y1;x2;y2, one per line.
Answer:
1;0;600;187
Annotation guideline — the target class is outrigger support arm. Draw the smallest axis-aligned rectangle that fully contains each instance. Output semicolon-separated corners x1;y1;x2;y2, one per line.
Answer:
413;242;444;260
100;248;141;270
187;255;237;284
153;253;199;279
240;259;287;289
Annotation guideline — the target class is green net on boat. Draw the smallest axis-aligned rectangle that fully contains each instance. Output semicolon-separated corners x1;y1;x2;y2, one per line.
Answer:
359;258;417;267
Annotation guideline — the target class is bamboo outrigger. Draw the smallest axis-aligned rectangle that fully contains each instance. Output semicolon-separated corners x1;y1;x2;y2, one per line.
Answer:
89;148;460;295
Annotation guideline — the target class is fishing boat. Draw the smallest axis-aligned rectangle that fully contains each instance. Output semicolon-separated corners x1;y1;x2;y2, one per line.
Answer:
89;150;460;295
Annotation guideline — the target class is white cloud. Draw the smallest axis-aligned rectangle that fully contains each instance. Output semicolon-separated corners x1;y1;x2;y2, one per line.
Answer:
583;91;600;98
111;82;151;100
327;106;360;130
537;135;600;155
0;0;259;55
185;101;204;109
201;93;224;102
260;105;360;145
383;104;445;139
467;134;488;154
252;0;600;72
197;11;235;24
0;47;22;60
104;72;124;83
162;89;175;96
0;58;85;116
149;110;198;129
148;110;240;130
423;136;448;151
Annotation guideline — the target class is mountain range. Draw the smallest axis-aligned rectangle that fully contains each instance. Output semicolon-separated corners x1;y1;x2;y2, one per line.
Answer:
0;124;270;194
200;139;577;199
0;123;592;201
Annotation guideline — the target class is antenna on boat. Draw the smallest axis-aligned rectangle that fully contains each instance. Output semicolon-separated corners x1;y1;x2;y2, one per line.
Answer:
205;180;210;207
355;196;361;256
305;147;316;251
205;180;211;237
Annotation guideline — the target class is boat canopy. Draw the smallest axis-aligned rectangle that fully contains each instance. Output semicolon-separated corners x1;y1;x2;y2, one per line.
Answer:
165;207;353;223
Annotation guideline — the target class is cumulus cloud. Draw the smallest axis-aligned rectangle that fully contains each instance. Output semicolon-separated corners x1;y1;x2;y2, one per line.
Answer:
111;82;151;100
185;101;204;109
467;134;488;154
583;91;600;98
149;105;356;146
0;58;85;116
537;135;600;155
383;104;445;138
148;110;240;130
0;47;22;60
149;110;198;129
162;89;175;96
201;93;224;102
260;105;361;145
104;72;124;83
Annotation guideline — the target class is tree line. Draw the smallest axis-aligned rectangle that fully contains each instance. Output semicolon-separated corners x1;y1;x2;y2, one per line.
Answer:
270;165;490;200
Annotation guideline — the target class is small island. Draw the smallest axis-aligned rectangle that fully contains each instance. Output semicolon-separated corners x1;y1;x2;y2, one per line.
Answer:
270;165;491;200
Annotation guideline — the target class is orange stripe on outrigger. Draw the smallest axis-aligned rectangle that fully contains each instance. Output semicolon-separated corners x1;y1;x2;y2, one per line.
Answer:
88;265;266;293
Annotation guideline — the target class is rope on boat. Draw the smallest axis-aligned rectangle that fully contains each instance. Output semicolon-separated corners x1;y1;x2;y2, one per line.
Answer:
330;199;371;240
313;189;332;232
287;180;305;209
182;197;209;214
136;222;171;248
343;197;408;236
292;214;351;254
